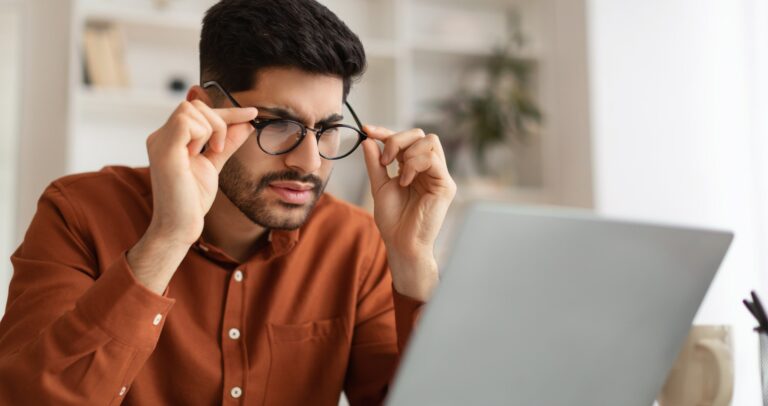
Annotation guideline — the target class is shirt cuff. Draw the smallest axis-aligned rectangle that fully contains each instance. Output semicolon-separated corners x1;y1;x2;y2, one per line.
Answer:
75;251;176;349
392;284;425;353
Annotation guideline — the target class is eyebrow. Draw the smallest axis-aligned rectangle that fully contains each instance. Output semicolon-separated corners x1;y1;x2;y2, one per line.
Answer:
255;105;344;128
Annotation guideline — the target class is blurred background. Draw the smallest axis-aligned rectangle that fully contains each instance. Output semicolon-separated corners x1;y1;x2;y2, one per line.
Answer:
0;0;766;404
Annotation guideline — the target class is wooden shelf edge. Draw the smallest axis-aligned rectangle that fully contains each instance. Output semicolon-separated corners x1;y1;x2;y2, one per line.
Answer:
78;0;204;32
411;40;541;59
77;87;184;115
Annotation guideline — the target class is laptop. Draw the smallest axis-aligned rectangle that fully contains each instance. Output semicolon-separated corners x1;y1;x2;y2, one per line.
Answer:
386;203;733;406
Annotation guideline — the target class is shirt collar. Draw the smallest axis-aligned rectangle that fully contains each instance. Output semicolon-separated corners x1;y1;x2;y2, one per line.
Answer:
267;228;300;257
194;227;300;265
190;194;329;265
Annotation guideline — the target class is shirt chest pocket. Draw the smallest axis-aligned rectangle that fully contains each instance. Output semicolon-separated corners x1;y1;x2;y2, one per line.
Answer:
265;317;350;405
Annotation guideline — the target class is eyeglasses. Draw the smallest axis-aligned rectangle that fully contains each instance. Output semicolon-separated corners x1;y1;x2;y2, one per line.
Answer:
202;80;367;160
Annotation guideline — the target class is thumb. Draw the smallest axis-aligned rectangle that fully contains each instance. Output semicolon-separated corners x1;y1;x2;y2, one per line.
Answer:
362;138;389;194
215;107;258;125
203;122;253;171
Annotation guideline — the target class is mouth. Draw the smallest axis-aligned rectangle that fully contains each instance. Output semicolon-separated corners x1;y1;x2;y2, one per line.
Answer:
268;181;315;205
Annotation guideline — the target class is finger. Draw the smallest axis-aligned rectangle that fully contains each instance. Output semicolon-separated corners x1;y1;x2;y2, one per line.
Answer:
402;134;449;177
202;122;255;172
400;151;452;187
184;101;213;135
191;100;228;153
159;102;211;152
426;133;446;161
361;138;390;193
403;135;438;161
363;124;396;137
400;154;433;186
371;128;427;166
186;119;215;156
215;106;259;125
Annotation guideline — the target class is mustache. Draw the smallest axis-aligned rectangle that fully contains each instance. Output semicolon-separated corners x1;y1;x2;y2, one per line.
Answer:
255;170;324;194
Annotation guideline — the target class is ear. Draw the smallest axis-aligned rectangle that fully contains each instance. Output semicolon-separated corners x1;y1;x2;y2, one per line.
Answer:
186;85;213;106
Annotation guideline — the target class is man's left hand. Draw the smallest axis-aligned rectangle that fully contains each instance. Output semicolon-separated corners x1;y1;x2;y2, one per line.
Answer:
362;125;457;302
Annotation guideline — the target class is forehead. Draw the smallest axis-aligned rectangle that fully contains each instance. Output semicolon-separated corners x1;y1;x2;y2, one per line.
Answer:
242;67;344;123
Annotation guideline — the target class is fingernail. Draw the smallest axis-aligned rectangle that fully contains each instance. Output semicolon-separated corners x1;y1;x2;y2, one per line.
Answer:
366;124;378;131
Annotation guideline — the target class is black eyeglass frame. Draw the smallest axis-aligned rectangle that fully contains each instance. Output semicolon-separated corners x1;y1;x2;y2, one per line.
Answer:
202;80;368;160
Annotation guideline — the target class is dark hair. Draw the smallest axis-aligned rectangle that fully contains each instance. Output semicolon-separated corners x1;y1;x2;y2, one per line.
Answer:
200;0;366;99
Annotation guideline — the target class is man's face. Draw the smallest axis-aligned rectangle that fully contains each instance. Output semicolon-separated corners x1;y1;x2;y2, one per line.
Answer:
217;67;344;230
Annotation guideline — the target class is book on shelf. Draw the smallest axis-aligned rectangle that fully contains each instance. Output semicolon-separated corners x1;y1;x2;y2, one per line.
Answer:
83;22;130;88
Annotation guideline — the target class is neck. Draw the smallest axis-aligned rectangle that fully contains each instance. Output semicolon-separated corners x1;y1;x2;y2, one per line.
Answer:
203;190;268;263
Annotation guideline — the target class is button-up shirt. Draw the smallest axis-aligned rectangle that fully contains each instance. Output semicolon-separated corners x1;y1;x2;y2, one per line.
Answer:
0;166;423;405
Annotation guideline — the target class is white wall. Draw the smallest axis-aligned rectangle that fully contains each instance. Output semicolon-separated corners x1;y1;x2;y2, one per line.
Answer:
0;2;22;312
588;0;765;404
747;0;768;305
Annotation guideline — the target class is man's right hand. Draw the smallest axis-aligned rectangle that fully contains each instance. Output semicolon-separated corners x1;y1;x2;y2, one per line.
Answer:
128;100;258;294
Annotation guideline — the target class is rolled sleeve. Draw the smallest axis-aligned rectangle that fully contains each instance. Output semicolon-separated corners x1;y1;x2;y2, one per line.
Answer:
76;252;176;349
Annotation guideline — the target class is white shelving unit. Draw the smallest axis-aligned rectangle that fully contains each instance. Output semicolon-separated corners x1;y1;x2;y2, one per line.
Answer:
16;0;594;239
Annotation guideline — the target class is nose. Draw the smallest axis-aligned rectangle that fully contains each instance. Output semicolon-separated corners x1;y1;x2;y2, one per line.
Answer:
283;129;322;174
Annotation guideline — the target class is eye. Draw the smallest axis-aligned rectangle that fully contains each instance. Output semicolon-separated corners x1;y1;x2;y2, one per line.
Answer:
321;126;340;136
267;121;293;132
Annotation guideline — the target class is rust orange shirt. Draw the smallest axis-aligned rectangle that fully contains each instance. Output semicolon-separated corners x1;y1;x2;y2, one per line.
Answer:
0;166;423;405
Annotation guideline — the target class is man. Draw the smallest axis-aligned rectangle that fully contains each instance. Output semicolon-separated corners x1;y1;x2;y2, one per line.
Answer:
0;0;455;405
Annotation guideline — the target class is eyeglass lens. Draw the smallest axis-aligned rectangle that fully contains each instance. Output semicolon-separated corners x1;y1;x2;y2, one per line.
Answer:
257;122;362;159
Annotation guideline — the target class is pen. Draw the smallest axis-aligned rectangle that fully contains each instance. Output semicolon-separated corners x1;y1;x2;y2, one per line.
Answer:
750;291;768;331
744;299;759;320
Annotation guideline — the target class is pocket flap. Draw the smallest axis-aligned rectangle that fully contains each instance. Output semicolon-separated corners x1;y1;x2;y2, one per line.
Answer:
269;317;346;342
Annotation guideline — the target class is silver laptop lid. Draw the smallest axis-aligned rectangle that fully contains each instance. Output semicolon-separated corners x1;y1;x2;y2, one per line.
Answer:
387;203;733;406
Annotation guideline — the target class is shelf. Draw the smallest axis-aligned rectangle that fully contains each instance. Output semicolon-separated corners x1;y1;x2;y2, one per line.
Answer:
78;0;207;32
411;39;540;59
77;87;185;116
414;0;526;7
411;40;494;58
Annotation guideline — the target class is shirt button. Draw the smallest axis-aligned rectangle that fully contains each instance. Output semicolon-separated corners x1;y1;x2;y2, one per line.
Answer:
152;314;163;326
228;328;241;340
230;386;243;398
233;270;243;282
119;386;127;396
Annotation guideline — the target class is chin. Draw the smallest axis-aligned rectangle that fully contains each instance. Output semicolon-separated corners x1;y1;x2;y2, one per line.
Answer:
273;205;310;228
247;198;315;230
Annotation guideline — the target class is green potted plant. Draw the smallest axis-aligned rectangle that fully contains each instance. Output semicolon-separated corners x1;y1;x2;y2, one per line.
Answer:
421;17;543;181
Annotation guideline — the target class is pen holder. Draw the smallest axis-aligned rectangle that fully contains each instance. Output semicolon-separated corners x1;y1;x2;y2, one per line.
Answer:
761;333;768;406
658;325;733;406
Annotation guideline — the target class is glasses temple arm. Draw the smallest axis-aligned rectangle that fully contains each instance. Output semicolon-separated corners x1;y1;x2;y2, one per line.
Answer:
344;101;366;138
202;80;259;129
